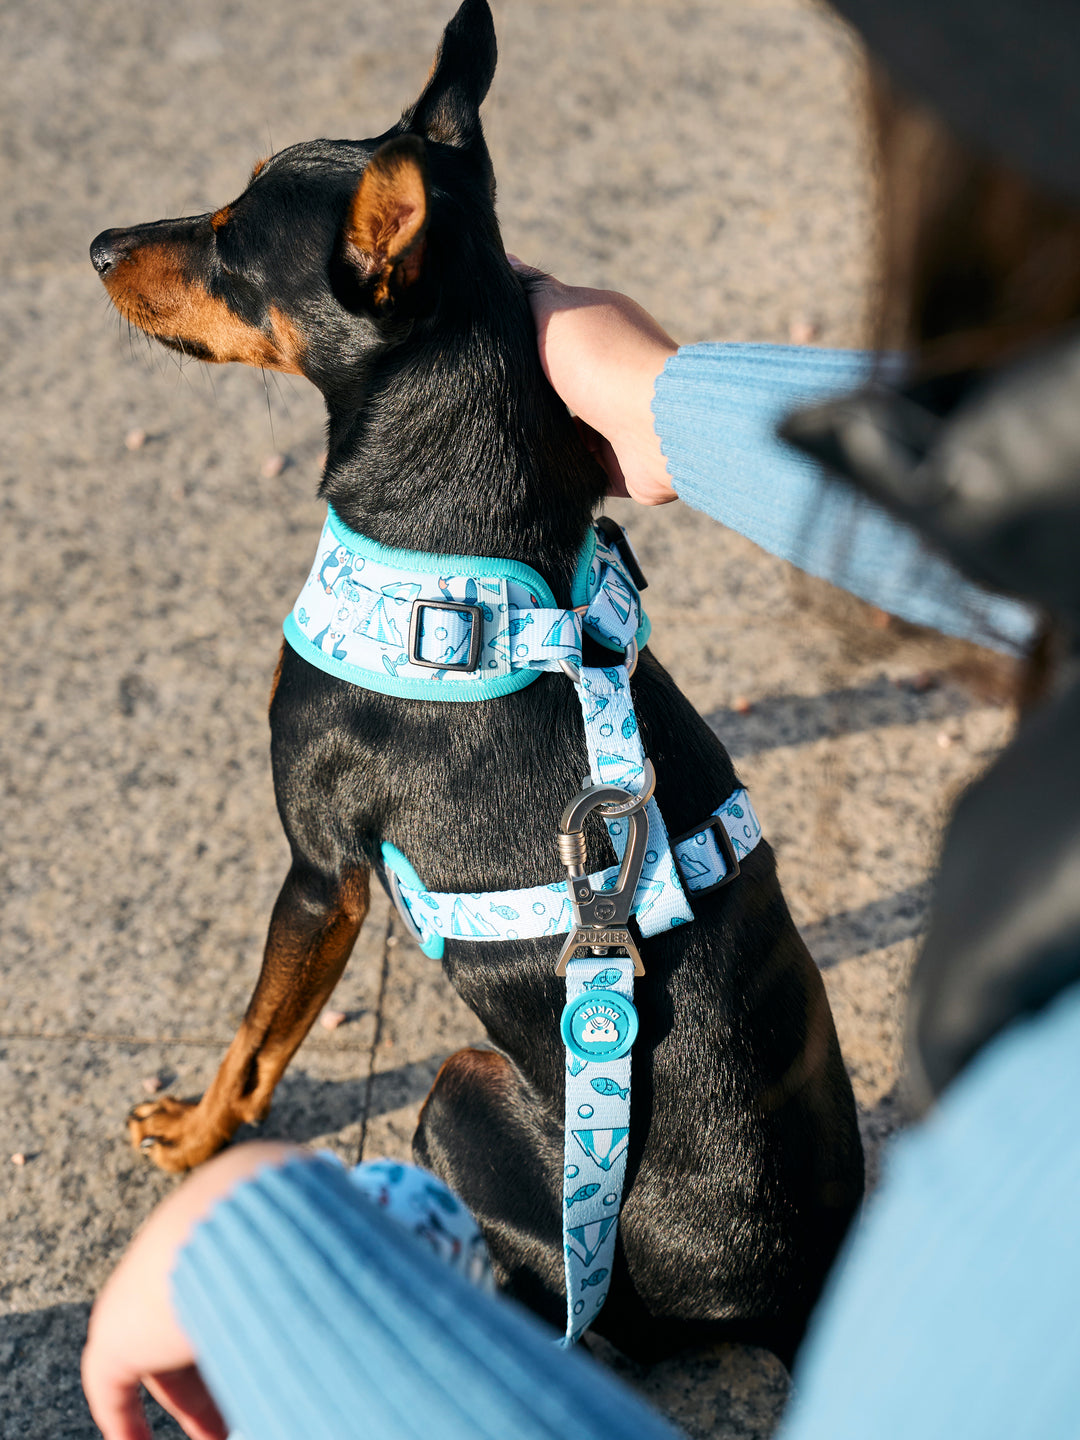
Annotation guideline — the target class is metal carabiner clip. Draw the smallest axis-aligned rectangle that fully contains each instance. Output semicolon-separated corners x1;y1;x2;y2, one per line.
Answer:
554;760;655;977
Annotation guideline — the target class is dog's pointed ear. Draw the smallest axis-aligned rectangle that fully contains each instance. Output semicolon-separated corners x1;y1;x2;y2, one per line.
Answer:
402;0;497;148
344;135;430;313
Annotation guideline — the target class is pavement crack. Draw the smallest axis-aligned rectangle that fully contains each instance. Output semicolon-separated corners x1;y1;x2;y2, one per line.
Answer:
355;906;396;1164
0;1027;372;1052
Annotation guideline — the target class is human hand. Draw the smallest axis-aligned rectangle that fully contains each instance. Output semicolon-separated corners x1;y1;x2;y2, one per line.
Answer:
509;260;679;505
82;1141;307;1440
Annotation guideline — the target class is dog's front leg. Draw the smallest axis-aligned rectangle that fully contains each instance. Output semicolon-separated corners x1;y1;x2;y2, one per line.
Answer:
129;864;370;1173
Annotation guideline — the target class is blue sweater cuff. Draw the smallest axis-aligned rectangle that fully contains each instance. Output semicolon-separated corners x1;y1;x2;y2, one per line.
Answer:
171;1154;678;1440
652;343;1036;654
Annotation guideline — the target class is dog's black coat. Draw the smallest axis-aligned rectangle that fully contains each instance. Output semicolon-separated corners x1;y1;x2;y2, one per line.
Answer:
93;0;863;1366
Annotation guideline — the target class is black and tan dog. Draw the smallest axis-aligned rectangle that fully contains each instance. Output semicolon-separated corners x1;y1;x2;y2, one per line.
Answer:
90;0;863;1366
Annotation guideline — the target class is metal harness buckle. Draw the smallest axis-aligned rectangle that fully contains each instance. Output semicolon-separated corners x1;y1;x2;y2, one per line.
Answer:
671;814;741;895
407;599;484;672
554;760;656;977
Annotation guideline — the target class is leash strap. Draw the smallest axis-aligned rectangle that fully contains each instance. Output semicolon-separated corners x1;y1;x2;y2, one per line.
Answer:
575;663;693;932
560;952;636;1343
556;639;691;1343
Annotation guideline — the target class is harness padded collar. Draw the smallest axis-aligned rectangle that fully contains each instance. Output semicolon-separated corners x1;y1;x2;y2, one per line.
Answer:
284;508;651;701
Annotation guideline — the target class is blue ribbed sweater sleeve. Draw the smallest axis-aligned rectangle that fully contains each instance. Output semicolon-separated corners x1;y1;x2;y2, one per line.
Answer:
651;343;1037;653
778;980;1080;1440
170;1155;679;1440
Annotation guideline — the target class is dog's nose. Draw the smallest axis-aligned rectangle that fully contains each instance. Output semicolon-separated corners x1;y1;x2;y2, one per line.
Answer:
90;229;131;276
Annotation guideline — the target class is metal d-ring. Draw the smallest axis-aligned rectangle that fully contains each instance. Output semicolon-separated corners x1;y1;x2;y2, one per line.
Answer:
386;867;426;947
554;768;651;978
594;756;655;817
558;636;639;685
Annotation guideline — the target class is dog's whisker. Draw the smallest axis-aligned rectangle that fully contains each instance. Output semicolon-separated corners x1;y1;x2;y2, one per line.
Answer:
267;368;292;423
261;366;277;449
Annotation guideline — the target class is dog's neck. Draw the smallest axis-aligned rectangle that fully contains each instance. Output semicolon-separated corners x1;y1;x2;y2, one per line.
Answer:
318;269;605;604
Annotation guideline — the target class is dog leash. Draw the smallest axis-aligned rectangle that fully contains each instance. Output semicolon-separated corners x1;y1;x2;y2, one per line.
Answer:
285;510;763;1344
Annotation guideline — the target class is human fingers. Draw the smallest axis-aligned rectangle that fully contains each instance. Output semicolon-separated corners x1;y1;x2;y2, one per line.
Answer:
573;417;630;498
83;1144;306;1440
506;263;677;504
83;1326;226;1440
82;1227;194;1440
144;1368;229;1440
81;1343;153;1440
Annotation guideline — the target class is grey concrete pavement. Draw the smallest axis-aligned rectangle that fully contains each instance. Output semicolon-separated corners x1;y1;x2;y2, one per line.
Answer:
2;1;1014;1436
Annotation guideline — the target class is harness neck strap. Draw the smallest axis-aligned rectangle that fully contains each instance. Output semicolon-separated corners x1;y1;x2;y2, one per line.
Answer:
284;508;651;702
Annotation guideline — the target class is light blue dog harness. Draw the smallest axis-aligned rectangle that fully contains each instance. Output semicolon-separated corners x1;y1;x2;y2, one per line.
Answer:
286;509;763;1344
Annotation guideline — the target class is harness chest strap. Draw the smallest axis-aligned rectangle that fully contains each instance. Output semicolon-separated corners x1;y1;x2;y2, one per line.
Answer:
284;512;764;1346
382;788;762;954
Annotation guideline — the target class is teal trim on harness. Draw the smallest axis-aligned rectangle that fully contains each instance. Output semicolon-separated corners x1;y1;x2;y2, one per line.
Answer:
381;842;445;959
283;612;544;702
569;524;652;653
284;607;653;701
325;507;562;602
570;525;597;608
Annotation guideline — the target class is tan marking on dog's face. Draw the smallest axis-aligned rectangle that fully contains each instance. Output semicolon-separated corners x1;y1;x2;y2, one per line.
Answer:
210;204;232;232
250;156;269;180
101;241;305;373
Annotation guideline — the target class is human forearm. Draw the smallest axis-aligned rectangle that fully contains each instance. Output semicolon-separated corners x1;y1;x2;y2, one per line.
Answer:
513;264;678;504
82;1141;306;1440
170;1153;679;1440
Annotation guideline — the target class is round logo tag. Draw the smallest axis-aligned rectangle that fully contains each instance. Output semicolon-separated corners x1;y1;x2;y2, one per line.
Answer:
561;989;638;1062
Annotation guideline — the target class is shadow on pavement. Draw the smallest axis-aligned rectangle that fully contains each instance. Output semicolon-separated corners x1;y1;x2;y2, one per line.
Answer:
857;1080;912;1190
707;676;971;757
800;883;931;967
253;1056;446;1147
0;1303;184;1440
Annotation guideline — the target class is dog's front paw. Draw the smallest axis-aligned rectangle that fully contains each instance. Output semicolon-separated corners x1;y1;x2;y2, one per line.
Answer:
127;1095;220;1173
